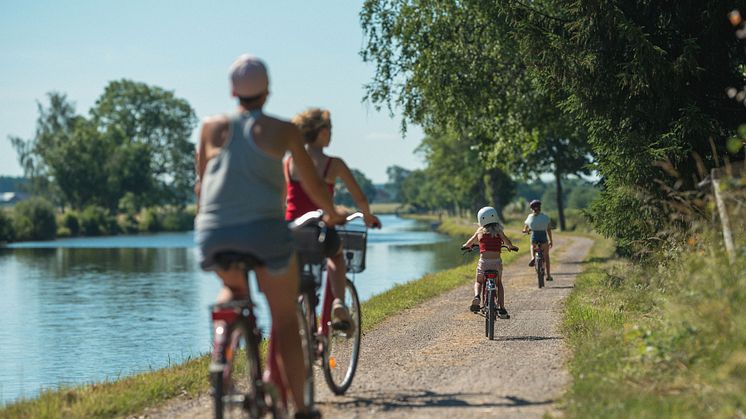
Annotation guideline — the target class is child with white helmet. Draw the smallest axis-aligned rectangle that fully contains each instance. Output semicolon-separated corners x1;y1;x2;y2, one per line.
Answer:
462;206;518;317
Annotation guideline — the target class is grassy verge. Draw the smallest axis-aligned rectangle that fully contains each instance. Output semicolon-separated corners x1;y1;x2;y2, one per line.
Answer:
1;214;529;418
563;233;746;418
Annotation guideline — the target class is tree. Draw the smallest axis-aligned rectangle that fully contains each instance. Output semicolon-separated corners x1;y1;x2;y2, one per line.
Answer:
10;81;197;211
91;80;197;207
362;1;746;251
334;168;377;207
385;165;412;202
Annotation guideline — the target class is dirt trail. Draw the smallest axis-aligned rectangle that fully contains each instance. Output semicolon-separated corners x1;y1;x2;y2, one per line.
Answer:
143;234;592;419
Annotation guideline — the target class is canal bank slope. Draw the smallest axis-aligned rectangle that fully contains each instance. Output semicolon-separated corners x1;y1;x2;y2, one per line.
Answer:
145;233;592;418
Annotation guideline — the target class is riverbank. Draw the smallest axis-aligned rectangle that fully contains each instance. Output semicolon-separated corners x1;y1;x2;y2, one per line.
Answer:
0;216;528;418
562;233;746;417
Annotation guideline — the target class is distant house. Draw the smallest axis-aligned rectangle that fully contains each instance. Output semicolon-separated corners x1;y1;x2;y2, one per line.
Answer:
0;192;29;206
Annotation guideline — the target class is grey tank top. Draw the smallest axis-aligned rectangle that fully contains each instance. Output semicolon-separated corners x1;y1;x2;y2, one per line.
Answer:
195;110;284;231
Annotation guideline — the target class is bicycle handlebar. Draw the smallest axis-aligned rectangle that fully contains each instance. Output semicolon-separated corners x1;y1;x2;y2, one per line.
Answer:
288;211;367;231
460;244;519;253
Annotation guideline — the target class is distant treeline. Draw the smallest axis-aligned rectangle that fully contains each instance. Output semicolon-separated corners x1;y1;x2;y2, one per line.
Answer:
0;176;27;193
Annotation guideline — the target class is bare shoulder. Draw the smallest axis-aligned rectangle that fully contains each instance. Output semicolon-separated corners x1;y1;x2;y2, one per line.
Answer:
201;115;230;145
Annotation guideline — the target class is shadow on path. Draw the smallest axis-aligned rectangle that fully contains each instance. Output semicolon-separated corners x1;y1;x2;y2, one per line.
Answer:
493;335;563;342
321;389;554;412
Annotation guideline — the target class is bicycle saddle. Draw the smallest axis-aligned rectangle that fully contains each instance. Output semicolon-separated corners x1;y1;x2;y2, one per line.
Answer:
213;251;264;271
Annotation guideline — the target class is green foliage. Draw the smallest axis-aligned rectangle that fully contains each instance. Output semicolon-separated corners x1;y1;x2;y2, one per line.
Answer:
138;208;162;233
0;176;27;193
10;80;197;211
12;197;57;241
361;0;746;250
564;230;746;418
396;131;516;217
0;209;16;242
161;208;194;232
79;205;115;236
385;165;412;202
335;168;377;207
60;211;80;237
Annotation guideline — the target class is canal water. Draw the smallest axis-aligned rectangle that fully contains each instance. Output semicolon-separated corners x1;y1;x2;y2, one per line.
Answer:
0;215;469;405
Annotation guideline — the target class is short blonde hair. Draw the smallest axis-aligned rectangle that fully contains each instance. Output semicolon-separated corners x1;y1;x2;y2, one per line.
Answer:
292;108;331;144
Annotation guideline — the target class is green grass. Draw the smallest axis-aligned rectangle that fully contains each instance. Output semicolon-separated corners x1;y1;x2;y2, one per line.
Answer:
0;356;209;419
562;232;746;418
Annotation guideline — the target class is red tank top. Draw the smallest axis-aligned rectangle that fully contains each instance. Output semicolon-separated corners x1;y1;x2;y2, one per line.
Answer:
479;233;503;253
284;157;335;221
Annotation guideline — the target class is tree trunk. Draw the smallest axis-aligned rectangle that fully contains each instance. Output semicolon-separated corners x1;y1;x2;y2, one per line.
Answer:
554;167;566;231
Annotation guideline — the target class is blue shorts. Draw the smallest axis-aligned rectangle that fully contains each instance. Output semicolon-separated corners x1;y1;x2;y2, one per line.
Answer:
531;230;548;244
195;218;293;274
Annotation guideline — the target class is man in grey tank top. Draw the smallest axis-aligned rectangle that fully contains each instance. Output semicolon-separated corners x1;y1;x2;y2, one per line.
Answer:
195;54;345;418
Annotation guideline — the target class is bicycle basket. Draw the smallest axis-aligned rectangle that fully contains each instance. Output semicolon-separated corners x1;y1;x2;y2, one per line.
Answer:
338;226;367;274
291;225;326;266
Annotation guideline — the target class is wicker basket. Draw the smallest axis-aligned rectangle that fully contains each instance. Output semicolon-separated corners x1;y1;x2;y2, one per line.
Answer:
338;226;367;274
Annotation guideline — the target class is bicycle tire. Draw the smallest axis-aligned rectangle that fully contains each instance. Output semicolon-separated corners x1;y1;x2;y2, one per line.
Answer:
536;253;545;288
323;277;361;394
487;288;495;340
213;321;263;419
297;296;315;408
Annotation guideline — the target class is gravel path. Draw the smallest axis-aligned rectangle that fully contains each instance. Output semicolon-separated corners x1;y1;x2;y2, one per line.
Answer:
141;234;592;419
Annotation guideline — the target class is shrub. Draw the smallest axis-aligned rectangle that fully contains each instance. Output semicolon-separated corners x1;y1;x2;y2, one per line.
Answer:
161;209;193;231
79;205;112;236
61;210;81;236
0;208;15;242
12;197;57;241
138;208;162;232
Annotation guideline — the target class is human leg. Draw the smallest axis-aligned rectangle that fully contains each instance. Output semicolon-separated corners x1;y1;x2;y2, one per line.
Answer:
541;242;552;279
255;256;308;413
215;269;250;303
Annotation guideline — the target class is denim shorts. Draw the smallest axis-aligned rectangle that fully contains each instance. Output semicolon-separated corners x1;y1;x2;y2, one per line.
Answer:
476;256;502;277
195;218;293;274
531;230;548;244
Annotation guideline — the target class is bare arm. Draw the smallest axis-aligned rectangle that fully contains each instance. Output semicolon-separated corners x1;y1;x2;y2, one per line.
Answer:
335;158;381;227
499;230;518;250
548;226;553;247
463;230;480;248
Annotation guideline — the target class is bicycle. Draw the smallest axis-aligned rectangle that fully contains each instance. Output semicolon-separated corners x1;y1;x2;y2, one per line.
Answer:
208;252;290;419
290;211;367;400
462;244;518;340
533;241;546;288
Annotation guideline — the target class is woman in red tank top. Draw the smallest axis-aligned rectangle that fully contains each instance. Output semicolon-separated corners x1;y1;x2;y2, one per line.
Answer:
284;108;382;329
462;207;518;317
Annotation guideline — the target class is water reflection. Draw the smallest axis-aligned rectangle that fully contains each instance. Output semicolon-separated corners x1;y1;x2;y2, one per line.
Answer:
0;215;466;405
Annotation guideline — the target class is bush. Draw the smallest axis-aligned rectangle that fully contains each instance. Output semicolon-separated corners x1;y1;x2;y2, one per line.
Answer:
138;208;162;232
61;210;81;236
117;213;139;234
79;205;112;236
12;197;57;241
0;208;16;242
161;208;193;231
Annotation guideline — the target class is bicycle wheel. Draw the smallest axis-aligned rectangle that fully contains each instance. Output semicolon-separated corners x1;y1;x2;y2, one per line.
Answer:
297;296;315;408
487;287;495;340
323;277;361;394
536;253;545;288
212;322;263;419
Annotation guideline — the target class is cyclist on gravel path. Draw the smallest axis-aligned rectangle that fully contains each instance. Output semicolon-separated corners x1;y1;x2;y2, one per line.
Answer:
462;206;518;317
284;107;381;332
522;199;554;281
194;54;344;419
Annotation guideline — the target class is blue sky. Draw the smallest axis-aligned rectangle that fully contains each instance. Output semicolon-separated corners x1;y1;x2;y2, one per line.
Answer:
0;1;424;183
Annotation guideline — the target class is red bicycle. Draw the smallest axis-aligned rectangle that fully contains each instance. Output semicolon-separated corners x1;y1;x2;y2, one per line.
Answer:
268;211;367;408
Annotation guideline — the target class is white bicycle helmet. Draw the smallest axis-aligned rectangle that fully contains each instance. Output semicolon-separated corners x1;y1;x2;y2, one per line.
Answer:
477;206;499;227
